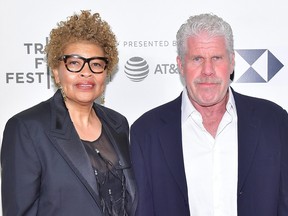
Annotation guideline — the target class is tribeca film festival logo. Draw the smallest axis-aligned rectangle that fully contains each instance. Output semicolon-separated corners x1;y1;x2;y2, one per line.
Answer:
5;38;52;89
124;50;284;83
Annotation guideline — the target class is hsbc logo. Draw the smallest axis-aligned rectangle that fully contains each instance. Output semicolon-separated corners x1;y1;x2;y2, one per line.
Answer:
234;49;284;83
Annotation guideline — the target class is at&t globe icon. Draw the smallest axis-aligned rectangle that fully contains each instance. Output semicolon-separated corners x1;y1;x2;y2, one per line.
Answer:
124;57;149;82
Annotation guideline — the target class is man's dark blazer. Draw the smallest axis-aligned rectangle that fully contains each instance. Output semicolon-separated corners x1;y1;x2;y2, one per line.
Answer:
130;89;288;216
1;90;137;216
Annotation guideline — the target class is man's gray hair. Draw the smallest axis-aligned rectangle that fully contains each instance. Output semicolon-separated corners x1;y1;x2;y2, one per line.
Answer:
176;13;234;63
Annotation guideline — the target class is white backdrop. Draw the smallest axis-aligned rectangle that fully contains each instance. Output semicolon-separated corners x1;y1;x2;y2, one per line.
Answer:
1;0;288;214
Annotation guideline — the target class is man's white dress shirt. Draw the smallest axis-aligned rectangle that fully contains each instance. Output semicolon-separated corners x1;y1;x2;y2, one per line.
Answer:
181;87;238;216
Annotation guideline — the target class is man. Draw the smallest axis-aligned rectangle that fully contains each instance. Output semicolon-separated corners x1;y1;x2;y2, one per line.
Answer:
130;13;288;216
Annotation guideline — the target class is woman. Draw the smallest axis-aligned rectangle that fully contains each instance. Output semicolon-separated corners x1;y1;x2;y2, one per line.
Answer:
1;10;137;216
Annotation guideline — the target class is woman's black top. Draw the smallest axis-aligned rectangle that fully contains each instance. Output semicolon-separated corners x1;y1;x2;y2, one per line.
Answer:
82;126;131;216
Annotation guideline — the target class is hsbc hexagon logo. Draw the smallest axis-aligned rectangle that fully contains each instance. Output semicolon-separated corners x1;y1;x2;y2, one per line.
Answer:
234;49;284;83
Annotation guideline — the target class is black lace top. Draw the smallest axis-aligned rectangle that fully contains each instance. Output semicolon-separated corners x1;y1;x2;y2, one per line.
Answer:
82;126;131;216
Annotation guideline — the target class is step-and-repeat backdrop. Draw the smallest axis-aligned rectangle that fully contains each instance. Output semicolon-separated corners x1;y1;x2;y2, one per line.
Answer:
0;0;287;213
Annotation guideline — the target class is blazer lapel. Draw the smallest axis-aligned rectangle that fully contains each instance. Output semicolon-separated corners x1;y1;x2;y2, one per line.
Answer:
233;91;260;193
47;91;100;205
158;95;189;202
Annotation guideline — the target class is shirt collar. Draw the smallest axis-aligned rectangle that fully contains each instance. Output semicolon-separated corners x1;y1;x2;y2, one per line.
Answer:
181;87;237;123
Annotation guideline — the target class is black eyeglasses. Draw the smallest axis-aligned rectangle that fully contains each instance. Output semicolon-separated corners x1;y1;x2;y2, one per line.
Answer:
59;55;108;74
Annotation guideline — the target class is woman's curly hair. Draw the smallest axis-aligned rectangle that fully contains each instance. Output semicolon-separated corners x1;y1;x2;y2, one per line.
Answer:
45;10;118;75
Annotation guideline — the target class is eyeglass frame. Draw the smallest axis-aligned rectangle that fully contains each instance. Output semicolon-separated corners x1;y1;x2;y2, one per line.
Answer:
58;54;109;74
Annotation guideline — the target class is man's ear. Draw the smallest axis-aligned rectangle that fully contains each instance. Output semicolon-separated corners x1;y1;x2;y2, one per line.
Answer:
176;56;184;77
230;52;235;74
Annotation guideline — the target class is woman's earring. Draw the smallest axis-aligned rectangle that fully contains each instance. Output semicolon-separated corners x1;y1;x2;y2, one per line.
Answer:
57;83;66;101
100;74;111;105
100;93;105;105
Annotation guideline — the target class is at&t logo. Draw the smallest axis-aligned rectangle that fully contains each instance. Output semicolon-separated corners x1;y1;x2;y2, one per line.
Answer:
124;57;149;82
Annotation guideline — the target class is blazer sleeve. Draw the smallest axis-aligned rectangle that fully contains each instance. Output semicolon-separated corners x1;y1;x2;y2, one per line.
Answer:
279;110;288;215
1;116;41;216
130;126;155;216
